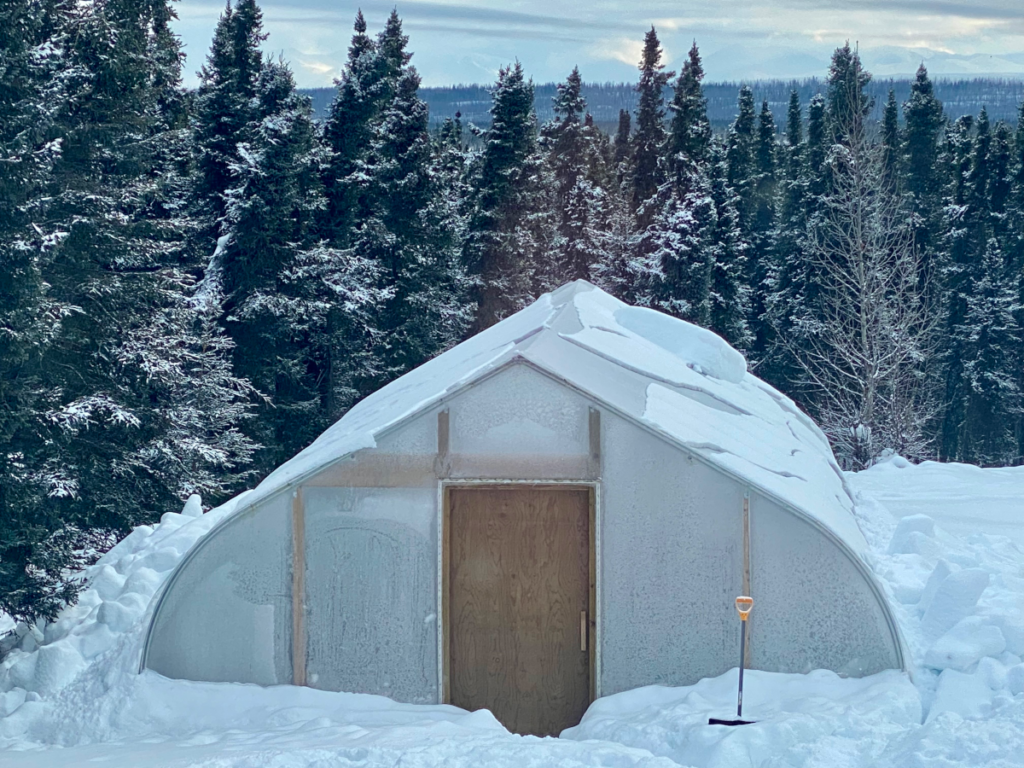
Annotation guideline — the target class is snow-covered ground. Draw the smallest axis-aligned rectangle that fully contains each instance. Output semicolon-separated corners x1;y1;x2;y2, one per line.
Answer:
1;460;1021;768
849;456;1024;546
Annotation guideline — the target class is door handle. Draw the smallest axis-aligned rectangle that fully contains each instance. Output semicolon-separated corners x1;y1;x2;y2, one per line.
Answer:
580;611;587;652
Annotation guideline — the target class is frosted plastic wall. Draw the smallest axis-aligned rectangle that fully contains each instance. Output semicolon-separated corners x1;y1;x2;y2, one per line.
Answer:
145;493;292;685
748;496;900;676
600;412;745;695
449;364;589;478
303;486;438;703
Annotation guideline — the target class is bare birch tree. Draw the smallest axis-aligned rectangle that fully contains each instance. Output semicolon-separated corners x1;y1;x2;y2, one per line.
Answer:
790;82;937;470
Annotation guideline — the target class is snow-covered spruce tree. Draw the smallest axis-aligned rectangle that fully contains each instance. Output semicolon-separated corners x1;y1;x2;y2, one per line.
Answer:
215;60;337;471
791;65;935;469
825;42;873;145
321;10;389;245
746;99;779;362
629;27;673;227
666;42;712;171
902;65;946;299
465;62;544;330
190;0;266;238
0;0;78;622
352;16;473;382
538;67;614;285
2;0;258;621
950;237;1022;464
626;42;745;334
881;89;901;186
1011;103;1024;460
761;90;815;392
726;85;756;220
613;108;632;174
706;138;753;351
805;93;829;208
988;121;1014;246
938;109;1023;465
629;168;716;325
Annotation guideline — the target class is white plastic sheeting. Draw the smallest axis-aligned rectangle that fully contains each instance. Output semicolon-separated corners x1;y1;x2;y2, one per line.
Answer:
145;493;292;685
304;487;437;702
599;413;744;695
748;495;902;676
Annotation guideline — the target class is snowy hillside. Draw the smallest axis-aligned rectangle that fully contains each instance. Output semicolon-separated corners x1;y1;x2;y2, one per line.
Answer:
1;461;1022;767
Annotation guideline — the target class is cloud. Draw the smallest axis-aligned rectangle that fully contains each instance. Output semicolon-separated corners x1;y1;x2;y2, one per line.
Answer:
592;37;646;68
171;0;1024;88
262;0;625;32
295;59;337;75
780;0;1023;22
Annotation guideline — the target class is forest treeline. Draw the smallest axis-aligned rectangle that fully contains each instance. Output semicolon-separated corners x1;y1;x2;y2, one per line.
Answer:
302;77;1024;131
1;0;1023;621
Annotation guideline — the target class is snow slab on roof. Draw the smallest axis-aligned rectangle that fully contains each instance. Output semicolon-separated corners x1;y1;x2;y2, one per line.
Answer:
240;280;866;552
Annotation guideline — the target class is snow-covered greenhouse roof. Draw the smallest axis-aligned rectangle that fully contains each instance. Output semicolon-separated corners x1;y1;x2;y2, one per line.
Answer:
240;280;867;553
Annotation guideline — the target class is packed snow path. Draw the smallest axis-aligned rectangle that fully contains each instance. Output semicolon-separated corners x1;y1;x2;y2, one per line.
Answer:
2;460;1022;768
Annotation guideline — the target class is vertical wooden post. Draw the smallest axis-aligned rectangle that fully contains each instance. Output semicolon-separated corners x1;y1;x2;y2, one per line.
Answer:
742;492;752;668
291;488;306;687
588;408;601;479
435;409;451;478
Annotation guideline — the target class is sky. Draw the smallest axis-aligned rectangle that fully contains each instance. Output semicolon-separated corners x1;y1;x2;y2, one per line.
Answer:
171;0;1024;88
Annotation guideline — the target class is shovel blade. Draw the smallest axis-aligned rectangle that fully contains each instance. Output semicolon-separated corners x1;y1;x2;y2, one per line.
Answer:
708;717;756;726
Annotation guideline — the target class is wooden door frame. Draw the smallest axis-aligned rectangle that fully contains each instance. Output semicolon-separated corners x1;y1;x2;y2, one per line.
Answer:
438;480;599;708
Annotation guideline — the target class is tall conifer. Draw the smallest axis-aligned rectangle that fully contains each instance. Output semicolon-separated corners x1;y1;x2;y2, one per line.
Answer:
630;27;672;224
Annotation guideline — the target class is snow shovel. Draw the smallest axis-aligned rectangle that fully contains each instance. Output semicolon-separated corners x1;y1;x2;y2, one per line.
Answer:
709;596;756;726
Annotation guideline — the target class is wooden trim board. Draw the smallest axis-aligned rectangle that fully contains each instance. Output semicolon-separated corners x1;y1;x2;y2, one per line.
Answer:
291;488;306;687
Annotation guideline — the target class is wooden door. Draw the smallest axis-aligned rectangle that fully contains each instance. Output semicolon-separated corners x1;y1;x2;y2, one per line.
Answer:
447;486;592;736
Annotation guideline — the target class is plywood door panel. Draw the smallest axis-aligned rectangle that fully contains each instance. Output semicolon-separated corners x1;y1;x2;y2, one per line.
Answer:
448;486;591;736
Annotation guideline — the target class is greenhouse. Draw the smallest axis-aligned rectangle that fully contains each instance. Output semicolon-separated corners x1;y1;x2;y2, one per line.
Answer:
141;280;906;736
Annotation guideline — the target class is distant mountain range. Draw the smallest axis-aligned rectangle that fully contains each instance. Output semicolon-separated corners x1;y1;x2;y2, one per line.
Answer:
300;77;1023;132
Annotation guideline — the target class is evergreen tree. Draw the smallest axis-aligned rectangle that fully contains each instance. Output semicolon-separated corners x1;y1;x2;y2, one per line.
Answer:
540;68;612;283
0;0;75;621
826;42;872;143
763;91;816;393
1010;103;1024;459
881;89;901;185
667;41;712;174
726;85;756;224
190;0;266;235
939;109;999;462
354;18;473;380
747;99;779;360
952;237;1022;464
213;60;329;470
936;108;1024;465
613;108;632;169
630;27;673;224
1;0;257;620
321;11;384;244
629;168;715;325
706;139;752;349
903;66;946;306
465;62;542;330
805;93;829;204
